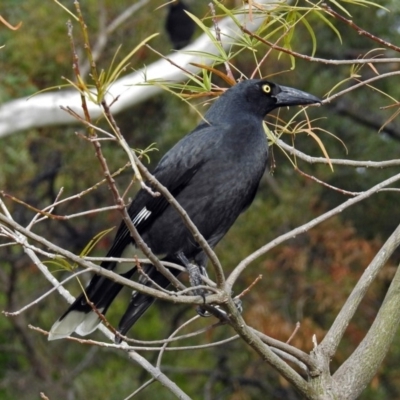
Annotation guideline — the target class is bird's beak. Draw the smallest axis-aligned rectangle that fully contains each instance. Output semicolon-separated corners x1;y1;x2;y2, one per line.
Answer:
275;85;321;107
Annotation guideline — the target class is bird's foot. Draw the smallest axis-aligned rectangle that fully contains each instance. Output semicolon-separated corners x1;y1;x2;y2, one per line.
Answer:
175;252;243;319
233;297;243;314
196;294;243;319
196;305;211;317
186;262;205;289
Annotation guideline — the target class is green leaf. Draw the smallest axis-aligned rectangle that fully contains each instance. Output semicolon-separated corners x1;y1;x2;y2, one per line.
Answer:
315;11;342;44
79;227;115;259
329;0;353;17
300;15;317;57
105;33;159;89
44;257;74;272
213;0;241;27
185;11;228;60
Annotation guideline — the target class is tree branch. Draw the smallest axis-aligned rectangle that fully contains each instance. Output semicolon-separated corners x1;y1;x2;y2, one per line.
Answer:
333;257;400;399
0;212;222;306
0;0;277;138
275;139;400;168
227;171;400;291
320;223;400;358
224;297;310;397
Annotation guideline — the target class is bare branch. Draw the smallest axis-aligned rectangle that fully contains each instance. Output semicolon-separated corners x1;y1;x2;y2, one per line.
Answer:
80;0;152;78
224;298;310;397
320;223;400;358
275;139;400;168
0;212;223;306
242;27;400;66
322;5;400;53
227;172;400;290
209;2;235;81
333;257;400;399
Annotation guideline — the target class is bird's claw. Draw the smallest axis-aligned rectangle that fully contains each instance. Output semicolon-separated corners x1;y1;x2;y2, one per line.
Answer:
233;297;243;314
196;296;243;319
196;305;211;317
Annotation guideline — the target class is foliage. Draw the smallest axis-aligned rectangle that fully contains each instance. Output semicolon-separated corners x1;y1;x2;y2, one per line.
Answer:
1;0;400;399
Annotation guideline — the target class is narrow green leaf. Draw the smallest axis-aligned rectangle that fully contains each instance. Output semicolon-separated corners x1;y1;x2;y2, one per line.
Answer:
315;11;342;44
300;15;317;57
79;227;115;258
329;0;352;17
213;0;241;27
185;11;227;60
107;33;159;86
44;257;74;271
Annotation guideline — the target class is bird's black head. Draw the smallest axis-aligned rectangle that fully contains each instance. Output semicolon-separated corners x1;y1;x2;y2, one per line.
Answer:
204;79;320;122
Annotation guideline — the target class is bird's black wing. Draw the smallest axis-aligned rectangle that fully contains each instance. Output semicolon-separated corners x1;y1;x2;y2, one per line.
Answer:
109;121;222;252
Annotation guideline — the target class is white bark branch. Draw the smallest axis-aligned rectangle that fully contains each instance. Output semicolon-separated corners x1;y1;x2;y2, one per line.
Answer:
0;1;277;138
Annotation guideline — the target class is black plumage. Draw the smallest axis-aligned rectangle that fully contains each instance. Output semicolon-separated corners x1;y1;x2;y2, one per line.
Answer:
49;79;320;341
165;0;195;50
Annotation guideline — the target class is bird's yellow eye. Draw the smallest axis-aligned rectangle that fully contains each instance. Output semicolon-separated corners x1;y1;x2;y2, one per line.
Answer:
262;84;271;93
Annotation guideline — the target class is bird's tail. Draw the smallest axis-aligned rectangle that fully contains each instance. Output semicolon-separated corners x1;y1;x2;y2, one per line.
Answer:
48;256;182;341
115;258;182;343
48;249;136;341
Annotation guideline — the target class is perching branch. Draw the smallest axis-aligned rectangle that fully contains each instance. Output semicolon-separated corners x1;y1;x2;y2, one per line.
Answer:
227;171;400;290
0;212;222;306
320;223;400;358
333;257;400;399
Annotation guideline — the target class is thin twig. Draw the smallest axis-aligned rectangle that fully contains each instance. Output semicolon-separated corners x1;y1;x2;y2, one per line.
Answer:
236;275;262;299
286;322;301;344
135;160;226;288
3;269;89;316
100;101;185;290
227;171;400;290
156;315;200;368
209;2;235;81
123;378;155;400
0;212;222;305
322;5;400;53
324;71;400;104
276;139;400;168
242;27;400;65
295;167;359;196
252;328;319;373
31;323;237;351
117;321;223;346
146;44;203;81
1;192;121;220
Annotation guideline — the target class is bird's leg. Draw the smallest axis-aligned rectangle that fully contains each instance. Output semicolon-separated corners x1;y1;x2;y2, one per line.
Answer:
185;261;204;288
176;252;210;317
176;252;204;292
175;253;243;318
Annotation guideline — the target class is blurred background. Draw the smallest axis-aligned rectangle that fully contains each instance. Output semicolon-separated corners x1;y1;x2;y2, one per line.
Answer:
1;0;400;398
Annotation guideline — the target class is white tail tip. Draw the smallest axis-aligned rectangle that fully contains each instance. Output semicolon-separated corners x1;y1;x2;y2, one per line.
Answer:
48;309;103;341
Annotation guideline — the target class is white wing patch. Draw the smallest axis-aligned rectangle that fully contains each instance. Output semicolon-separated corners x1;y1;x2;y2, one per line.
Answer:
132;207;152;226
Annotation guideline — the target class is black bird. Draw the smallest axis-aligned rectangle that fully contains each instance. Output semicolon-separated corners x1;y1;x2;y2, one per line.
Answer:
48;79;320;341
165;0;195;50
